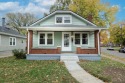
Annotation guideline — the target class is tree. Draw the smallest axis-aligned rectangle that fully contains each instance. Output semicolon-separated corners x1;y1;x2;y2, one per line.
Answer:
50;0;71;13
69;0;118;26
109;22;125;46
6;13;37;34
100;30;109;45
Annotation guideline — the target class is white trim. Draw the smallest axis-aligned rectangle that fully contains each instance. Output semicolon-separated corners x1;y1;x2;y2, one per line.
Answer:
62;32;71;51
73;32;89;46
30;11;96;27
55;15;72;24
38;32;54;46
9;37;16;46
27;31;30;54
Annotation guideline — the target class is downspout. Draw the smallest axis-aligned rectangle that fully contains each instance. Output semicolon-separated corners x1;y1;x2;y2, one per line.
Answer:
98;29;101;55
27;28;29;54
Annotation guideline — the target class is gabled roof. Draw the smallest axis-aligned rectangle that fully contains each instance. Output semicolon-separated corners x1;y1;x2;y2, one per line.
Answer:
0;26;26;38
30;10;97;27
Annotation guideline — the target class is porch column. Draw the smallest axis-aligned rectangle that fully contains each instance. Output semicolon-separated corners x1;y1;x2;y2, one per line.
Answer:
98;30;101;55
27;30;33;54
27;30;30;54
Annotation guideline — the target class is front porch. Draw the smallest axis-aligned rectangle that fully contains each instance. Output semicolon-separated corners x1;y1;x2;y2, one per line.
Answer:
27;30;100;55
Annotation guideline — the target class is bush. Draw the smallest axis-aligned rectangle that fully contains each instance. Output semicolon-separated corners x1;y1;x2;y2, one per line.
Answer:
12;49;26;59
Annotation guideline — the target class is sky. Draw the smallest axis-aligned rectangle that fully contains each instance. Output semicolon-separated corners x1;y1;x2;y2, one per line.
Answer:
0;0;125;24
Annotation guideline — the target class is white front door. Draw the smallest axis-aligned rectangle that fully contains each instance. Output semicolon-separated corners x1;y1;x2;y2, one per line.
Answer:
62;32;71;51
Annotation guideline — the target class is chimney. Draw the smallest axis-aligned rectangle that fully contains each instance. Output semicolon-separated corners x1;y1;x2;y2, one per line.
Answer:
87;14;93;22
2;17;5;27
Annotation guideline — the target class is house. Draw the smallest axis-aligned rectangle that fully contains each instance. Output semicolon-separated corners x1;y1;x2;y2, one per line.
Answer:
21;10;106;60
0;18;26;51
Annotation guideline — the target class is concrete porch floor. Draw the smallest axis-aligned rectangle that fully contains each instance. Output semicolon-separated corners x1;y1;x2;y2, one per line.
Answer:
26;54;101;61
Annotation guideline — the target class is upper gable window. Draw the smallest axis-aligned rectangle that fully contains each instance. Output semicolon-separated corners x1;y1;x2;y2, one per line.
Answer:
56;17;63;23
55;15;71;24
64;17;70;23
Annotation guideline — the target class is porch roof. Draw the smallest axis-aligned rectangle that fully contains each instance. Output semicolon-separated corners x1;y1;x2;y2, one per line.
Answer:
21;26;107;31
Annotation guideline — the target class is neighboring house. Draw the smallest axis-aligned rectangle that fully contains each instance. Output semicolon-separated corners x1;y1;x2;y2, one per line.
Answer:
0;18;26;51
22;10;106;60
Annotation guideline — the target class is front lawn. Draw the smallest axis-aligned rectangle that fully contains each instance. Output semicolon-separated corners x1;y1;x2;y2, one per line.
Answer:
0;57;78;83
79;57;125;83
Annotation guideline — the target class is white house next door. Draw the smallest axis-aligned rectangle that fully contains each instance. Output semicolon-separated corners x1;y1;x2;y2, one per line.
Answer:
62;32;71;51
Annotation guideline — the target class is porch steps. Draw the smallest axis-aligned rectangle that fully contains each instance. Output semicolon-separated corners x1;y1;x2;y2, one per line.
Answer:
60;55;79;62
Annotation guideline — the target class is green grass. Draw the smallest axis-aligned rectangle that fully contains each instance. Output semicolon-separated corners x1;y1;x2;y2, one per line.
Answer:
79;57;125;82
0;57;78;83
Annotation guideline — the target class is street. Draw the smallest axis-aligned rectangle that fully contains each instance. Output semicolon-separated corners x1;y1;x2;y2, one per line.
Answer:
101;47;125;58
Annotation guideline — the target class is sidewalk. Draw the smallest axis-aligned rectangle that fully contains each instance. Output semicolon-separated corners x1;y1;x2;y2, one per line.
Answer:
0;51;13;58
102;54;125;64
64;61;104;83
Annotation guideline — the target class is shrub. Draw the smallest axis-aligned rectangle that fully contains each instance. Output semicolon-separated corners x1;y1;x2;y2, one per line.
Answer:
12;49;26;59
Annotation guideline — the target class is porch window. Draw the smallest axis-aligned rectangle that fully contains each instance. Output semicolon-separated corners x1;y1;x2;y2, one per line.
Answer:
75;33;80;45
9;37;16;46
74;32;89;45
40;34;45;44
47;34;53;44
39;32;54;46
82;34;88;44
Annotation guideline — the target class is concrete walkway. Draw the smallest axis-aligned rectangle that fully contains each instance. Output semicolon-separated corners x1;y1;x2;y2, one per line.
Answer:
64;61;104;83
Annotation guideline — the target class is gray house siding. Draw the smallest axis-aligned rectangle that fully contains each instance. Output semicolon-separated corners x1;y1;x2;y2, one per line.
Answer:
0;34;26;51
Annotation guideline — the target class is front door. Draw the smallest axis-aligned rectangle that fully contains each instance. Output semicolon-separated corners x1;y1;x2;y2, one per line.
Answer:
62;32;71;51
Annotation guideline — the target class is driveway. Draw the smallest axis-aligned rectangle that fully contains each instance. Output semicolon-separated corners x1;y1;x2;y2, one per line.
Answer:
0;51;13;58
101;47;125;58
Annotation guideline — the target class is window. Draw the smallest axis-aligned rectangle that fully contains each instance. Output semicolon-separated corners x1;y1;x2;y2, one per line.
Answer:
9;37;16;46
0;35;1;45
47;34;53;44
39;32;54;46
82;34;88;44
40;34;45;44
55;15;71;24
22;40;24;43
75;33;80;45
64;17;70;23
56;17;62;23
74;32;89;45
